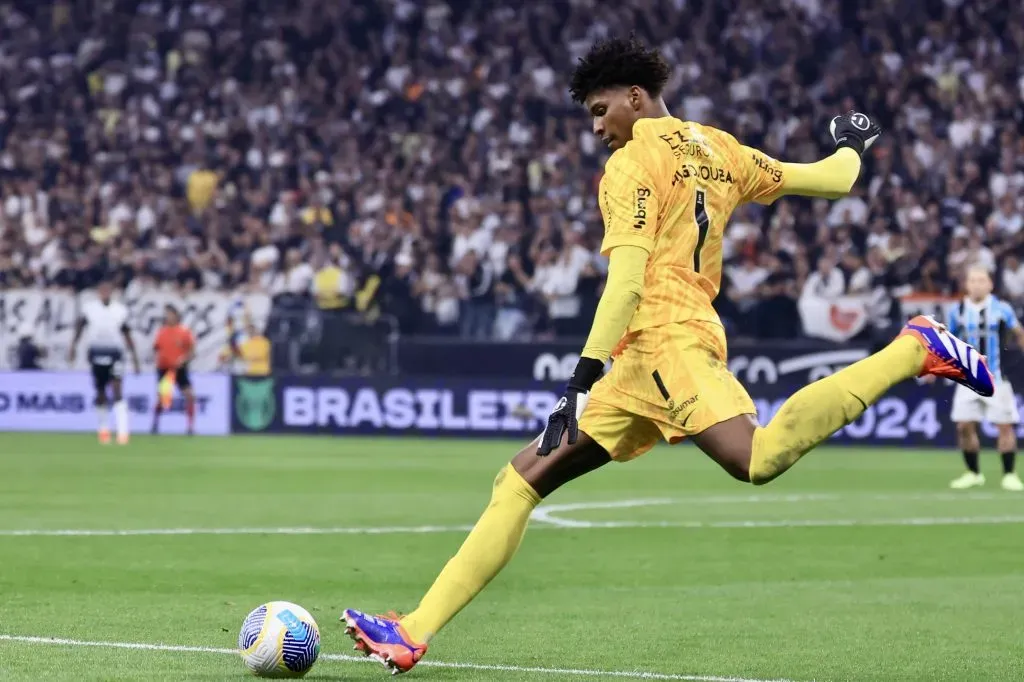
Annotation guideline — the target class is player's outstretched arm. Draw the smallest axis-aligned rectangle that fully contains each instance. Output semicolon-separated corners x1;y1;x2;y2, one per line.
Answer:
776;148;862;200
749;110;882;203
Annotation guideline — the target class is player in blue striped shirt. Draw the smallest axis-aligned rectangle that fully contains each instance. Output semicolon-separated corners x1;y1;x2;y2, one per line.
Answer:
945;266;1024;491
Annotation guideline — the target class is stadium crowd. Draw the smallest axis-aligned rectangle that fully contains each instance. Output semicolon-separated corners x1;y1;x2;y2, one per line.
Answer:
0;0;1022;343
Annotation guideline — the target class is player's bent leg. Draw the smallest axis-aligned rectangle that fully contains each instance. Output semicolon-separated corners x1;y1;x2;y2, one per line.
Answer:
696;334;922;486
691;415;758;483
698;324;943;485
743;335;924;484
733;317;992;485
343;431;611;674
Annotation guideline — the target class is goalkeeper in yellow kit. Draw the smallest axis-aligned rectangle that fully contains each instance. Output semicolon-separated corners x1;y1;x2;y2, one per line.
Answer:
342;37;994;673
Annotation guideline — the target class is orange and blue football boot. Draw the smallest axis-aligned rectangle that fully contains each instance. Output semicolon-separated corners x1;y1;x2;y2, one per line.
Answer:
899;315;994;396
342;609;427;675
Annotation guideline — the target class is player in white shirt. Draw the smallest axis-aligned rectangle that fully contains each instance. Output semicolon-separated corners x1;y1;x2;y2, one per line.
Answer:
67;281;141;444
937;267;1024;491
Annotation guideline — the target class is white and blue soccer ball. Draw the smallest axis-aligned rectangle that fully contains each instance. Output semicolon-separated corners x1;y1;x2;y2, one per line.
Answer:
238;601;321;678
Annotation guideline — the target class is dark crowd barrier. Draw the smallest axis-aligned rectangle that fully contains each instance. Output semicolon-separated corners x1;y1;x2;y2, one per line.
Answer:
397;337;881;384
230;373;1024;445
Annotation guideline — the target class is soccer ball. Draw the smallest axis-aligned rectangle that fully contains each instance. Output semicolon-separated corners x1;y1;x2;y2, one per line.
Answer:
238;601;321;678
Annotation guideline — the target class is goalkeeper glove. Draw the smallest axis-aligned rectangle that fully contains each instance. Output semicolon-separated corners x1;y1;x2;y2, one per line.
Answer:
829;110;882;156
537;357;604;456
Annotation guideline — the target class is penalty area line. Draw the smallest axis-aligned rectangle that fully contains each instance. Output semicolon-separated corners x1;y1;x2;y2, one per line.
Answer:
0;634;797;682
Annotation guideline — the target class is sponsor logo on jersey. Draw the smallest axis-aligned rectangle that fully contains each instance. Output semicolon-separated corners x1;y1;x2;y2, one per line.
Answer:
634;186;651;229
667;393;699;423
751;153;783;183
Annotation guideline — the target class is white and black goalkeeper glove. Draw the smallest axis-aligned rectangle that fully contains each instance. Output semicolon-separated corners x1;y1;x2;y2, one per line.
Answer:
829;110;882;156
536;357;603;456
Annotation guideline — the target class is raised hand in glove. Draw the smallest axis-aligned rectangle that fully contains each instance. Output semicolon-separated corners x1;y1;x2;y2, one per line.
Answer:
829;110;882;156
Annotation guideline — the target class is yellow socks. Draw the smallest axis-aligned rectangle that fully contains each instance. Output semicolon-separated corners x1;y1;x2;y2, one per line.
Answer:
749;336;926;484
401;464;540;643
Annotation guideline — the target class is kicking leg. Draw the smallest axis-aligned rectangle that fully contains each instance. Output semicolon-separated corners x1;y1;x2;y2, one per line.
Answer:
950;422;984;489
697;316;993;484
342;431;610;673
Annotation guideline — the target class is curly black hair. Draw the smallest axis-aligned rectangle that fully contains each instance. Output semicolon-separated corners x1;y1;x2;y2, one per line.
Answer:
568;36;671;105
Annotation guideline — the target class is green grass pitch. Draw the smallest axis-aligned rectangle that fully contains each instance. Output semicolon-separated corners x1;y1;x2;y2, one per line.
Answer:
0;433;1021;681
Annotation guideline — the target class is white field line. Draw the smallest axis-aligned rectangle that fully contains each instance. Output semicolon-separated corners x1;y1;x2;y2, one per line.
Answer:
0;524;477;537
528;492;1007;526
0;634;797;682
0;492;1017;537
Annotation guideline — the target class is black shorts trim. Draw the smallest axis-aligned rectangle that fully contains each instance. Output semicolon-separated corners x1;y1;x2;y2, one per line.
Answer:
90;349;124;391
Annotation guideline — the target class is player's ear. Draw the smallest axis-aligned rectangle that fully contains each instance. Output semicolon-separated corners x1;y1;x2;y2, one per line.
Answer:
629;85;643;111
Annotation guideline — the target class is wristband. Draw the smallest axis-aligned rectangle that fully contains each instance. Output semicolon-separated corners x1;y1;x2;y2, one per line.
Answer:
567;356;605;393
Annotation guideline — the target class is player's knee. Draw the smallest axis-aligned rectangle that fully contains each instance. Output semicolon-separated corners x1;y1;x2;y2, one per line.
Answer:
729;460;753;484
510;433;609;499
713;445;754;484
511;447;548;497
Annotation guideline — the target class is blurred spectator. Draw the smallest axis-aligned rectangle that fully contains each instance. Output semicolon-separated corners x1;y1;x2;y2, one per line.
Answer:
271;248;314;301
312;245;353;372
802;256;845;300
236;321;272;377
0;0;1020;352
1002;254;1024;304
15;326;45;370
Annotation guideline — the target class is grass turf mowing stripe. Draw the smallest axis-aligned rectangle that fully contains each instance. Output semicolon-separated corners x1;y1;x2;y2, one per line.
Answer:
0;635;797;682
1;515;1024;537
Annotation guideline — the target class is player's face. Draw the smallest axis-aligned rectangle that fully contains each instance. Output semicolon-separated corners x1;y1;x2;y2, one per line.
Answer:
98;283;112;303
165;309;180;326
965;270;992;301
585;87;642;151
